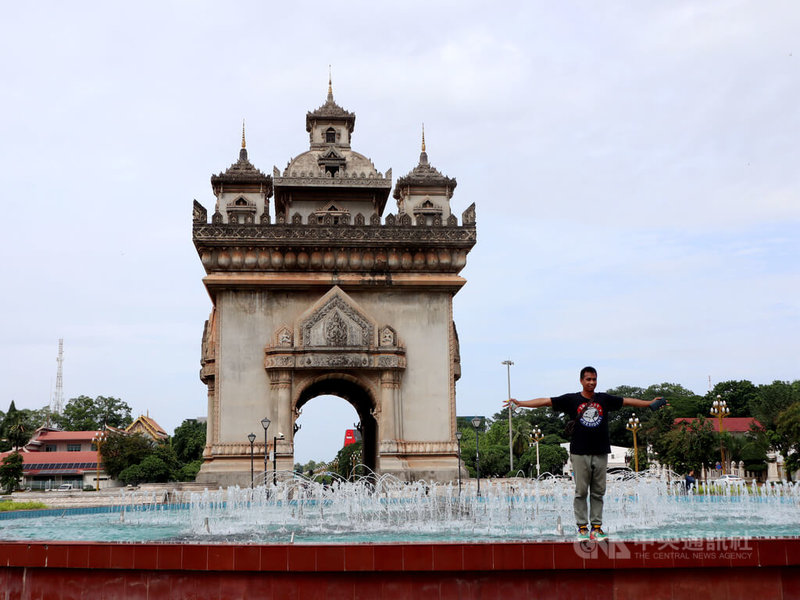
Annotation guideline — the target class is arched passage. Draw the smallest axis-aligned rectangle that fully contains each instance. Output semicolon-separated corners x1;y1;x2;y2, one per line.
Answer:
295;376;378;474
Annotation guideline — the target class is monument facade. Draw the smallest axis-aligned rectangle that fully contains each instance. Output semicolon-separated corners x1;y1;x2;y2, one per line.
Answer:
192;83;476;485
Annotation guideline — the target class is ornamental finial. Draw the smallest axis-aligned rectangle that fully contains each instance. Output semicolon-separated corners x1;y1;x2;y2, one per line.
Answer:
421;123;426;152
327;65;333;102
241;119;246;149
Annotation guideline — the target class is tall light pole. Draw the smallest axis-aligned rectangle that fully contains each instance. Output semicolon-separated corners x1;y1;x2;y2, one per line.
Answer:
92;430;107;491
626;414;641;472
261;417;271;479
247;433;256;488
273;432;284;486
531;426;544;478
471;416;482;497
502;360;514;473
455;430;463;497
710;395;730;474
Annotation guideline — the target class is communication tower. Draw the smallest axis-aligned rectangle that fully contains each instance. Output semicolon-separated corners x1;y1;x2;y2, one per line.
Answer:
51;339;64;415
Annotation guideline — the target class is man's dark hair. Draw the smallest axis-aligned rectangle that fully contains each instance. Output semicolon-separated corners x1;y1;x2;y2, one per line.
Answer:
580;366;597;379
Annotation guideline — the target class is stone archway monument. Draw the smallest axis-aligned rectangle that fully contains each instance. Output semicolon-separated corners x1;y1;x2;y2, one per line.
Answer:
192;83;476;486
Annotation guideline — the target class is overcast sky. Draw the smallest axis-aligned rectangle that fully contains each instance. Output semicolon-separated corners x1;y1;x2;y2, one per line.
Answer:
1;1;798;465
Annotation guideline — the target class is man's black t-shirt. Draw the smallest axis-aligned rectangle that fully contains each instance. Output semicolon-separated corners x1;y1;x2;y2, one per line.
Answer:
551;392;624;455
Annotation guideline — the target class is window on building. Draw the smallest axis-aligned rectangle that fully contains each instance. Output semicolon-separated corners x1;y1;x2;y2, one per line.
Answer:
45;445;57;452
325;128;336;143
67;444;81;452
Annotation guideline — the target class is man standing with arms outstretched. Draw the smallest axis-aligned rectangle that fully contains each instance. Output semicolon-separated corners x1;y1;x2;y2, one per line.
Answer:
506;366;666;541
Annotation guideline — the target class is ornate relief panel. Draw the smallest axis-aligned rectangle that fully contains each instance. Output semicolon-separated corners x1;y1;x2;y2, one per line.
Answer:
264;286;406;371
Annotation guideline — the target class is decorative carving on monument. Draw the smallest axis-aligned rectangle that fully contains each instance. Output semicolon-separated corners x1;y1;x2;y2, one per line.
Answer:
300;290;373;348
277;326;293;347
380;441;459;455
324;312;349;346
292;212;303;224
462;202;476;226
265;288;406;373
354;213;365;226
260;211;271;224
379;326;396;347
193;223;476;246
380;370;402;389
212;209;223;224
447;214;458;226
267;369;292;388
399;213;412;226
193;200;208;224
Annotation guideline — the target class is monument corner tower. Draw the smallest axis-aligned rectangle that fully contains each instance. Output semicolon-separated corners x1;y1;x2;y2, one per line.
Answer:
193;83;476;486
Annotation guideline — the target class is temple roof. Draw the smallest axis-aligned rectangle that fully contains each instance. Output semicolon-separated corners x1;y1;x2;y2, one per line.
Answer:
393;142;457;200
210;140;272;196
305;80;356;133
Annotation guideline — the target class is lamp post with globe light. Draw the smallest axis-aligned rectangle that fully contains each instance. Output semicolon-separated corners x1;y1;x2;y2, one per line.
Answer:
261;417;271;477
471;416;483;497
531;426;544;478
455;430;463;496
247;433;256;488
273;432;284;486
91;430;107;491
626;414;641;472
502;360;514;472
710;396;730;474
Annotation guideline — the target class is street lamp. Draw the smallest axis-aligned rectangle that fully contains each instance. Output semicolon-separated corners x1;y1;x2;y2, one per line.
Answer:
455;430;463;497
710;395;730;474
626;414;641;472
273;432;285;486
92;429;107;491
531;426;544;478
261;417;271;478
502;360;514;472
247;433;256;488
471;416;482;497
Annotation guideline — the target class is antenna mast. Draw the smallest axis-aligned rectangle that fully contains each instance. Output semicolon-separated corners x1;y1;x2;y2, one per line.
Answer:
52;339;64;415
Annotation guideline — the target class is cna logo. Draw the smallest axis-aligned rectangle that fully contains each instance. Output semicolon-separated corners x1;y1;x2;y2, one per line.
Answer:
578;402;604;428
573;540;631;560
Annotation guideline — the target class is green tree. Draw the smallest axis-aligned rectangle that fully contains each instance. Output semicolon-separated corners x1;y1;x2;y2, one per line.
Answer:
56;396;132;431
660;417;717;473
178;460;203;481
172;419;206;463
751;381;800;430
0;451;23;493
332;441;363;480
775;402;800;481
6;417;28;451
100;433;153;478
118;463;145;486
740;437;769;473
518;443;568;477
708;380;759;418
136;455;173;483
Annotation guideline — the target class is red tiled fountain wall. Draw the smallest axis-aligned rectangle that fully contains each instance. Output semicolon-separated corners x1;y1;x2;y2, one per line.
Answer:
1;539;799;599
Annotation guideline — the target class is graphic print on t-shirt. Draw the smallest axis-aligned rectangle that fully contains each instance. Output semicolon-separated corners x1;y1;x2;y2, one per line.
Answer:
577;402;604;428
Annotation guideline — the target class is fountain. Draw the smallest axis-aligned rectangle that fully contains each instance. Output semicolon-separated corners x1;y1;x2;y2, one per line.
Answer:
2;473;799;598
3;473;800;543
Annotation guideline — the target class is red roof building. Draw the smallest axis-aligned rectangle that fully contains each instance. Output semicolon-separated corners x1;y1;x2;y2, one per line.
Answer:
674;417;762;434
0;427;107;491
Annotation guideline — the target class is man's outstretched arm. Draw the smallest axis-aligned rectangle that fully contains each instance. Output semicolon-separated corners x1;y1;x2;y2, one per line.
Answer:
622;396;665;409
505;397;553;409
